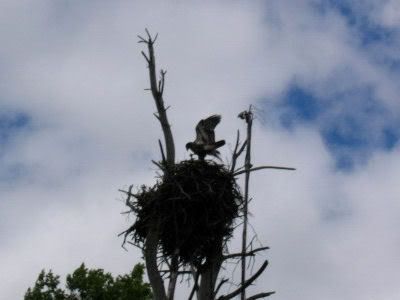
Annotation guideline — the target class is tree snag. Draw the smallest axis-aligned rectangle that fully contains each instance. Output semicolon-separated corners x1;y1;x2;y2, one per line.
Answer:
120;30;295;300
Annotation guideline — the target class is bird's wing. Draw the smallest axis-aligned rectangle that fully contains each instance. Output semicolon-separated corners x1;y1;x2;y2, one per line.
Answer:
195;124;205;144
195;115;221;144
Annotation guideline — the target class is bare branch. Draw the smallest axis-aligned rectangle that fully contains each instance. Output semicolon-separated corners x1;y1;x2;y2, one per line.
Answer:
158;80;162;92
153;113;161;121
137;35;148;44
214;278;229;297
246;292;276;300
158;139;166;163
141;51;150;63
175;182;191;199
145;28;155;42
188;269;200;300
152;160;164;170
233;130;240;152
218;260;269;300
240;107;253;300
223;247;269;260
230;130;241;173
160;69;167;95
231;136;249;175
167;252;179;300
159;270;191;275
119;185;135;211
234;166;296;176
237;139;248;157
139;29;175;165
127;241;143;249
153;32;159;43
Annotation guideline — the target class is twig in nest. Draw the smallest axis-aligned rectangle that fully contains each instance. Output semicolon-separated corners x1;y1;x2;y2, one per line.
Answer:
119;185;136;211
152;160;164;170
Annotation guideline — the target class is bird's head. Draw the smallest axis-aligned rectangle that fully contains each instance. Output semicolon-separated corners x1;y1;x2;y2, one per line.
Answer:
185;142;193;151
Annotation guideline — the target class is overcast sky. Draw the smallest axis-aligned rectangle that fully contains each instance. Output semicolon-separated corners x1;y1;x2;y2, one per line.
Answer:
1;0;400;299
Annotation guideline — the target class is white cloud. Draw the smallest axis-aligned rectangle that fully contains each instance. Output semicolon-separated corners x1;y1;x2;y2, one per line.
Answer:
381;0;400;28
248;127;400;299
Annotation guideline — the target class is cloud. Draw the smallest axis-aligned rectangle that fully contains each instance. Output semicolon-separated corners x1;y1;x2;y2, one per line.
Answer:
0;1;399;299
248;127;400;299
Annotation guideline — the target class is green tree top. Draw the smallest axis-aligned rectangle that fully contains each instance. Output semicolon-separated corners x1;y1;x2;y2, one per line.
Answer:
25;263;152;300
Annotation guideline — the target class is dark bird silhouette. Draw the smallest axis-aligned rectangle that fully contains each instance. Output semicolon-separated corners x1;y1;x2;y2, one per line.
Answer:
186;115;225;160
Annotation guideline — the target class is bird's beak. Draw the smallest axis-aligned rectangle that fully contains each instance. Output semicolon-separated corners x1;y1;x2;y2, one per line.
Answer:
185;143;190;150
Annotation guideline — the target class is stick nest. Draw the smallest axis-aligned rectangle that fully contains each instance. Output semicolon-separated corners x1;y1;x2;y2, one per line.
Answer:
124;159;243;266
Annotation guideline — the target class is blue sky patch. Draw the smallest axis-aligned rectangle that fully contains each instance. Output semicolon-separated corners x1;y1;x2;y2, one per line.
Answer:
0;112;31;144
269;82;400;170
326;0;395;46
382;127;399;149
323;120;367;149
279;86;320;126
0;112;31;182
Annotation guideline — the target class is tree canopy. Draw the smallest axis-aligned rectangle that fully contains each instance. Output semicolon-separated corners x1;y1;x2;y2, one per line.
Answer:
25;263;152;300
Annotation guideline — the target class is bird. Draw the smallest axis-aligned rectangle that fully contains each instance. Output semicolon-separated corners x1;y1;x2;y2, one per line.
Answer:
186;114;225;160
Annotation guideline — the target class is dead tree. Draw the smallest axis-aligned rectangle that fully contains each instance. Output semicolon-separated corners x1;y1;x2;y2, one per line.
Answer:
120;30;295;300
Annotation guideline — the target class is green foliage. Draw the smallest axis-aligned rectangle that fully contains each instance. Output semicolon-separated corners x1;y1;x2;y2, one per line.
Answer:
25;263;152;300
25;270;67;300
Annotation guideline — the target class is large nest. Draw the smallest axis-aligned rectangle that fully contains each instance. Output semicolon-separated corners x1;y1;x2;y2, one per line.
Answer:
124;159;243;266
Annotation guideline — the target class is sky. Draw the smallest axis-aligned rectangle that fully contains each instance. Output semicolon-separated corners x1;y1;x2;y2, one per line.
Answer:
1;0;400;299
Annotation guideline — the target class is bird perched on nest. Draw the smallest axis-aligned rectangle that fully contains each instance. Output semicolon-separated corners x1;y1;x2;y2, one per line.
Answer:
186;114;226;160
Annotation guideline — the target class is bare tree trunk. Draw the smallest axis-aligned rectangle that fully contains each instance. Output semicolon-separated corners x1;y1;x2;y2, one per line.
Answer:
138;29;175;300
166;252;178;300
134;31;295;300
198;241;223;300
145;227;167;300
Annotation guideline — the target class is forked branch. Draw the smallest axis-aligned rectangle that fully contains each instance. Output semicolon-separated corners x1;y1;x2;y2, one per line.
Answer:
230;130;247;173
139;29;175;165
